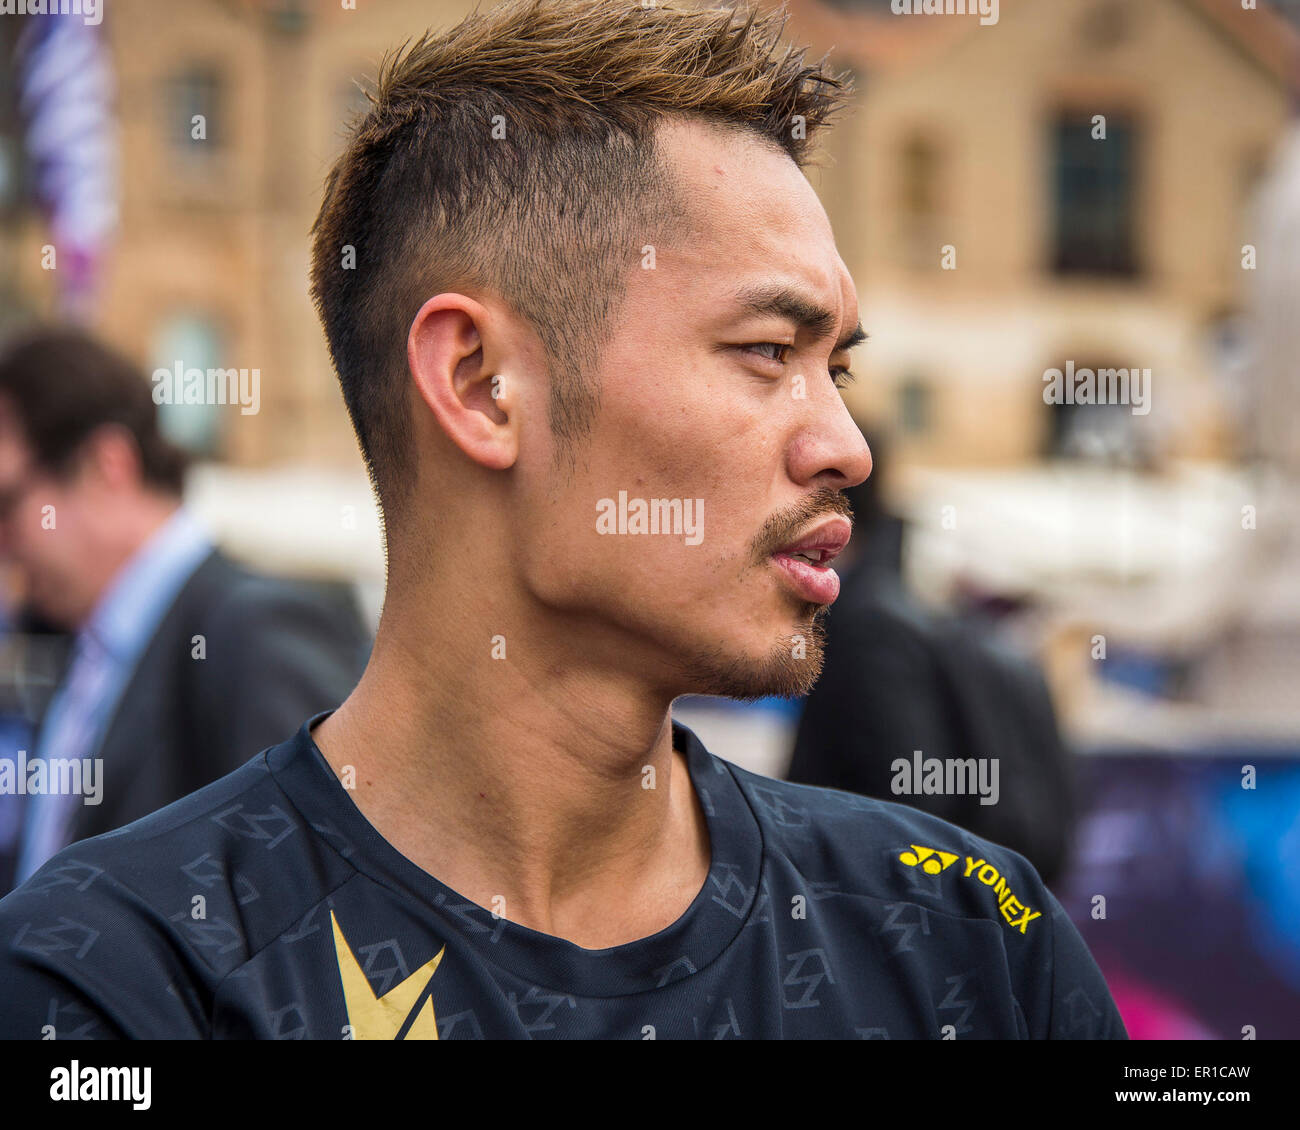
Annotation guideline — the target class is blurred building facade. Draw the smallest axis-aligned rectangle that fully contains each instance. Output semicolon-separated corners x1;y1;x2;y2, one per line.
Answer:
794;0;1298;471
0;0;1295;477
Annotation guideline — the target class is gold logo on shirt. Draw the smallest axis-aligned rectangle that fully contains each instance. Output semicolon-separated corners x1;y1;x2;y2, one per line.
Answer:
331;910;445;1039
898;844;960;873
896;845;1042;933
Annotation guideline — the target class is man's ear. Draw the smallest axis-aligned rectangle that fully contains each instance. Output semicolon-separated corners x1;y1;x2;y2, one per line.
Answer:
80;423;144;490
407;294;517;471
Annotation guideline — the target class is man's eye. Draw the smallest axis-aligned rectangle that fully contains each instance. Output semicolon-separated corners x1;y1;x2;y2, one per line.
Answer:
744;344;855;389
746;342;794;364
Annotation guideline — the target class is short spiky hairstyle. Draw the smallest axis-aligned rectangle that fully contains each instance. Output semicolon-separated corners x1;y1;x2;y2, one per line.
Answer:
309;0;852;516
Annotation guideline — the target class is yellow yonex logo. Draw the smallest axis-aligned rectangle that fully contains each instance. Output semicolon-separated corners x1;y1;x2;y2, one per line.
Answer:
331;910;445;1039
897;845;1043;933
898;844;959;874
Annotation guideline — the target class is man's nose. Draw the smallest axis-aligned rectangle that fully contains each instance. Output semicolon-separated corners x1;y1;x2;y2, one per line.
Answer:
840;428;873;491
785;400;868;488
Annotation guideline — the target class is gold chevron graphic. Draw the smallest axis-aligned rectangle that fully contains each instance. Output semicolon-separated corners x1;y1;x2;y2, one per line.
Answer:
331;909;445;1040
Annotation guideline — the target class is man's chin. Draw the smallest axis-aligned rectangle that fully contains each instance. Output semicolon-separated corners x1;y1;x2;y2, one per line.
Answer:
681;605;828;701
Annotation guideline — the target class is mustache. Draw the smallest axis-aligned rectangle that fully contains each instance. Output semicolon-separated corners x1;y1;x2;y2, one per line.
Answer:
752;486;854;562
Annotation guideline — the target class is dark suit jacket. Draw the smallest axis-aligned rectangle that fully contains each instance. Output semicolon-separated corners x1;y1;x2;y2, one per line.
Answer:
55;548;370;845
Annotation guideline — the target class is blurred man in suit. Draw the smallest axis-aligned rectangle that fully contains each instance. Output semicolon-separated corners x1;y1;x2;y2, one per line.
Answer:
0;327;370;888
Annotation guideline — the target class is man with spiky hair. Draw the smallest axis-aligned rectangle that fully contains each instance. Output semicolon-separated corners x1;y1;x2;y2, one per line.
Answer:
0;0;1124;1039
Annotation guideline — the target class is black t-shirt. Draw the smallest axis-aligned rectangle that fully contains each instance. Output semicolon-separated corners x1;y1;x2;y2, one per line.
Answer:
0;716;1126;1039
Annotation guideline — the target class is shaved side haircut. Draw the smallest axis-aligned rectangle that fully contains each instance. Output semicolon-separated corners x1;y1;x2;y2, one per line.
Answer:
309;0;852;520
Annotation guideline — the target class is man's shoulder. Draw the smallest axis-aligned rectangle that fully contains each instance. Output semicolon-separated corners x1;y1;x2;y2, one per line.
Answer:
22;743;284;877
739;766;1129;1039
724;760;1053;934
0;732;354;1016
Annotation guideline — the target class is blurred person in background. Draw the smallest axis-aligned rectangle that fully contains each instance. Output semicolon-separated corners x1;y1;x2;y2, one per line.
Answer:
0;582;41;894
787;423;1075;885
0;326;371;891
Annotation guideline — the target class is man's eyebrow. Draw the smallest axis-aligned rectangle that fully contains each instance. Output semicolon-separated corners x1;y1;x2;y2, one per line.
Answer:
729;282;867;353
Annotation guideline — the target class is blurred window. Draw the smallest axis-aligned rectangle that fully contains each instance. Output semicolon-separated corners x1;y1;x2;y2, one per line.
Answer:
1043;359;1146;466
899;133;943;269
165;66;223;154
897;374;932;435
150;313;227;458
1051;112;1137;277
269;0;310;34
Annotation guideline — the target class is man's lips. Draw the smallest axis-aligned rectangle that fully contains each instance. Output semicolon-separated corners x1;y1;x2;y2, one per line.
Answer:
769;516;851;604
771;517;852;564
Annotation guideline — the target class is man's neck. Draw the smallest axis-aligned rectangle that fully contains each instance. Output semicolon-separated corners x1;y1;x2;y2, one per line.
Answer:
310;603;711;949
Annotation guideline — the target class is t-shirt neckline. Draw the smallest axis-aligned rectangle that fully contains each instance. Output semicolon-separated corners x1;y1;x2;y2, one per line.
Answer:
268;711;764;998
